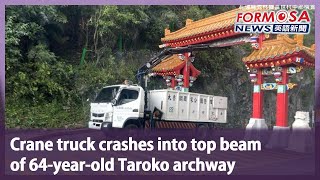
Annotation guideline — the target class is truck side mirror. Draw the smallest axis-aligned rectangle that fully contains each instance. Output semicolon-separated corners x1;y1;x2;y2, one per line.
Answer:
111;99;117;106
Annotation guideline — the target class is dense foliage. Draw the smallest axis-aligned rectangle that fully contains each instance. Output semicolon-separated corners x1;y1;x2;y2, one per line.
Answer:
5;6;315;128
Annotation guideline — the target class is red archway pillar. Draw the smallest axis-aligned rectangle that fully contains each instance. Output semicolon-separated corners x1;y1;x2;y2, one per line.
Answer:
252;69;264;118
266;66;290;149
244;68;268;143
183;53;190;92
275;67;289;127
171;76;176;89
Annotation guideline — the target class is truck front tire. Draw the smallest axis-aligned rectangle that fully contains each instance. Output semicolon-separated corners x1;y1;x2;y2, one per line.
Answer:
196;123;209;139
124;124;138;129
124;123;139;137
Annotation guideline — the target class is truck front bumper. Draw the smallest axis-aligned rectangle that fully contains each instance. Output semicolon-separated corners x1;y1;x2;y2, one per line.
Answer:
88;121;101;130
101;122;113;130
88;121;112;130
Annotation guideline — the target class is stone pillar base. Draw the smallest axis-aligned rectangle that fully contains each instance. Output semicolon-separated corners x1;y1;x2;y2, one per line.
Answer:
287;111;314;153
287;128;314;153
266;126;290;149
244;118;269;145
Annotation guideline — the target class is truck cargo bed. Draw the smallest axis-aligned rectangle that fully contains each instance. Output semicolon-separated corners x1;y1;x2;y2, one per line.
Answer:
148;89;227;123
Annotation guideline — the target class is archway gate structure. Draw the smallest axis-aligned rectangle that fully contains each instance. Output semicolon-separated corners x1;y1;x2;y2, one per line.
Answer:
150;7;315;146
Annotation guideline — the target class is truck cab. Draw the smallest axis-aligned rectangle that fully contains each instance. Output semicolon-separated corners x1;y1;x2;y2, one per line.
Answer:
88;84;145;130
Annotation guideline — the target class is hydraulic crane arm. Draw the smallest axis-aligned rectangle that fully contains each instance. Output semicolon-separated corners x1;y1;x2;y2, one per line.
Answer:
137;35;253;85
136;43;214;111
137;43;212;86
136;35;252;110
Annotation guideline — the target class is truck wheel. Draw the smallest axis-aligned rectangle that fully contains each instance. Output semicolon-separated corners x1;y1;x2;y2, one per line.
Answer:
125;124;139;137
125;124;138;129
196;124;209;139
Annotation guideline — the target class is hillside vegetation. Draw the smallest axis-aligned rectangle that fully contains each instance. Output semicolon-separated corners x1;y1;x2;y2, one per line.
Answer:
5;6;315;128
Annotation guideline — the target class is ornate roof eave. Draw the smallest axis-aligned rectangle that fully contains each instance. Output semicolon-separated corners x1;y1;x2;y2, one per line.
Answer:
161;8;240;43
164;27;243;47
244;49;315;63
161;6;268;44
243;35;315;68
152;61;186;73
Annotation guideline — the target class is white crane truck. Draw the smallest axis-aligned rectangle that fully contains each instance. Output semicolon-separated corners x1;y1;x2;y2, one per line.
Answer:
88;44;228;131
88;84;227;130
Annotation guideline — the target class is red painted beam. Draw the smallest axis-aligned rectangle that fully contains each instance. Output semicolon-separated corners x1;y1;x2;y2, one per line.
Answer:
163;26;234;43
171;32;242;47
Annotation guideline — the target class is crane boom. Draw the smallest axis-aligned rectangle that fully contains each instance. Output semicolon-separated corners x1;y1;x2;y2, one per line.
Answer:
137;43;212;87
137;35;253;86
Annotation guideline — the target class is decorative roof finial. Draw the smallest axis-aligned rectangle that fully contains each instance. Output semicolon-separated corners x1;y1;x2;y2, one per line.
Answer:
294;34;304;46
186;19;193;26
165;28;171;36
310;44;315;50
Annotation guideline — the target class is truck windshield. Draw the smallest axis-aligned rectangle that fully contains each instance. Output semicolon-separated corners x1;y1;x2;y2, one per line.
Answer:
94;86;120;103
